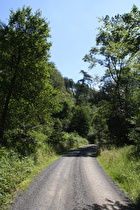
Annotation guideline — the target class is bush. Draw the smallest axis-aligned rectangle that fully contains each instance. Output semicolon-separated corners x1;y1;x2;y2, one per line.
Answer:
0;147;34;209
53;132;88;154
0;132;57;209
3;128;37;156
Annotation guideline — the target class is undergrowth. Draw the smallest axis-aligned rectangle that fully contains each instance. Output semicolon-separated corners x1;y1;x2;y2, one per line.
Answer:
0;131;88;209
98;145;140;206
0;146;59;210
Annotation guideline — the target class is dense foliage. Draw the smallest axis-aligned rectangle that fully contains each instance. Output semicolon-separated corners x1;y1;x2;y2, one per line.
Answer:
0;5;139;208
0;4;139;153
0;7;59;146
84;5;140;146
0;5;139;152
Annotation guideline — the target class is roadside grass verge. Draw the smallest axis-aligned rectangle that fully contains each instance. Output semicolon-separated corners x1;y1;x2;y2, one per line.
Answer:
0;146;60;210
97;145;140;206
0;131;88;209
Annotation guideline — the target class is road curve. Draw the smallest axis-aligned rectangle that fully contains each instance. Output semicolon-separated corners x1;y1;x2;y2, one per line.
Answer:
11;145;137;210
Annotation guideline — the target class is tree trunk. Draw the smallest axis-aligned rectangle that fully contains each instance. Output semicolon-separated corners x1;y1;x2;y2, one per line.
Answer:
0;70;17;144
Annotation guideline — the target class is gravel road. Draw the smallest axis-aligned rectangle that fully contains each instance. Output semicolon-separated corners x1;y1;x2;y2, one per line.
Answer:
11;145;137;210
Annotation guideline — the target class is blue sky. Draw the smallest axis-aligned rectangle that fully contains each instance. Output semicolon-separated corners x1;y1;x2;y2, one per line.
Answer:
0;0;140;82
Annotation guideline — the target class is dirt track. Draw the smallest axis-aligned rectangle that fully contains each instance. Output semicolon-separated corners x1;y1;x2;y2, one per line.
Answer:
11;145;137;210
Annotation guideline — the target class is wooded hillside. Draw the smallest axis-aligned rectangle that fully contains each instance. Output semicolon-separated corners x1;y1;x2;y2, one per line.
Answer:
0;5;139;155
0;5;139;208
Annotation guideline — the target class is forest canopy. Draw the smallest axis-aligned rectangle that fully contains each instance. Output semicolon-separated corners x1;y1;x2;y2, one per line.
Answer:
0;5;139;153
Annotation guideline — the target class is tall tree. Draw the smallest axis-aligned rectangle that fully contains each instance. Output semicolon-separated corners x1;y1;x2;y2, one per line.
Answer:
75;70;93;105
84;5;140;144
0;7;52;142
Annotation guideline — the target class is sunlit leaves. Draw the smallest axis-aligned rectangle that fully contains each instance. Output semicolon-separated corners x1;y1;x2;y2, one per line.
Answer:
0;7;56;140
83;5;140;145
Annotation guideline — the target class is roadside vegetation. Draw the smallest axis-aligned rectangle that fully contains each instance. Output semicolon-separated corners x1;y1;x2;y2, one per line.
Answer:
0;4;139;210
0;132;88;209
98;145;140;206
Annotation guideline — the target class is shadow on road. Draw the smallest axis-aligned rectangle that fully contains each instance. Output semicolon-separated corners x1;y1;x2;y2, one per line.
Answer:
82;199;139;210
63;145;97;158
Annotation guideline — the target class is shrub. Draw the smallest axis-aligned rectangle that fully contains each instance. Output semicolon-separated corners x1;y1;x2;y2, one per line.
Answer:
0;147;34;208
3;128;37;156
54;132;88;153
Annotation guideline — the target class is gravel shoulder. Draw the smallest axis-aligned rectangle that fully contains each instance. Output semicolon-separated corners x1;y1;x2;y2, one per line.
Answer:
11;145;137;210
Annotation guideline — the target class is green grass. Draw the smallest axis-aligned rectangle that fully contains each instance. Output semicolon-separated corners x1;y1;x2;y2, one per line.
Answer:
98;145;140;205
